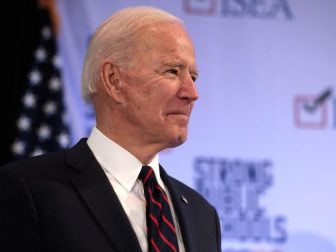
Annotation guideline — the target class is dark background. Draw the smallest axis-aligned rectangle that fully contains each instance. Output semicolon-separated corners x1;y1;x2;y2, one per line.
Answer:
1;0;40;165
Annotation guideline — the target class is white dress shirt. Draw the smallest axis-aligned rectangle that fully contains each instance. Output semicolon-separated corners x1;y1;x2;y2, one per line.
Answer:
87;127;185;252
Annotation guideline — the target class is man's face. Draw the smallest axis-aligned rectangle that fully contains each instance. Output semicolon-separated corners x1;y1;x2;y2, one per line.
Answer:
119;22;199;151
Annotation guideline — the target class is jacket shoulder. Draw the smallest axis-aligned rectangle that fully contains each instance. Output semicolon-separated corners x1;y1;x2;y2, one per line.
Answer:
0;138;89;179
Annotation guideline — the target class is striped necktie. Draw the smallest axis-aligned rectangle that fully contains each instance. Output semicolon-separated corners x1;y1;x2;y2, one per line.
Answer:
139;166;179;252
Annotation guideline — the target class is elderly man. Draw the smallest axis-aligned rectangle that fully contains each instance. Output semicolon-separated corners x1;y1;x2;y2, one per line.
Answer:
0;6;221;252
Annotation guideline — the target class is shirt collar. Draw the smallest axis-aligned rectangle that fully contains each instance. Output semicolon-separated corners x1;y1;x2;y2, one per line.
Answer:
87;127;162;191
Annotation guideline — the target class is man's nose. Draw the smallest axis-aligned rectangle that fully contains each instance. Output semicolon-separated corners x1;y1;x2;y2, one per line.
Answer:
178;74;199;102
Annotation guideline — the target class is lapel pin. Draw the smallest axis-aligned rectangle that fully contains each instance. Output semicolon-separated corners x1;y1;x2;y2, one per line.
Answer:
181;195;188;204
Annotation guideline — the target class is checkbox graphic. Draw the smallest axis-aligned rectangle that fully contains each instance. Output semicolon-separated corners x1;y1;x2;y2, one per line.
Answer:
294;95;328;129
183;0;217;15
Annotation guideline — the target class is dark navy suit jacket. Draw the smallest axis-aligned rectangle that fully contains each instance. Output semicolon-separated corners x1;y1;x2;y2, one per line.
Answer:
0;139;221;252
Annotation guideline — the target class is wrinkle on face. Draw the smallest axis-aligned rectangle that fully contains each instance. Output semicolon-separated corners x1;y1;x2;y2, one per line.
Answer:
115;22;198;152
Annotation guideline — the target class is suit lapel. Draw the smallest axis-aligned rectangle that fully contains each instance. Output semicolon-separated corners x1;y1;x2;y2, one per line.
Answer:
160;166;199;252
65;139;142;252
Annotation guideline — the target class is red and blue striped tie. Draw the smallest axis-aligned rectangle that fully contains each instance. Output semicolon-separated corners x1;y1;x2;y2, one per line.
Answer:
139;166;179;252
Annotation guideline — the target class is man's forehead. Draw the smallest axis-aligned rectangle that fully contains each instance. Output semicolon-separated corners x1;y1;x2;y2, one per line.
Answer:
138;22;189;43
146;21;184;32
132;22;197;68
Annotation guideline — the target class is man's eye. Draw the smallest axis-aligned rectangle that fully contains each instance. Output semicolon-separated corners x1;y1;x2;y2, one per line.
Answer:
190;72;198;82
167;69;179;75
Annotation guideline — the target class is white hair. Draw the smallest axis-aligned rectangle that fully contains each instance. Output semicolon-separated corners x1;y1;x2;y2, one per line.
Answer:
81;6;182;103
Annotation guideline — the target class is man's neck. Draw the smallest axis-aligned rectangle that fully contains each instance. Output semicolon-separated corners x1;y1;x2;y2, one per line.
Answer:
95;125;161;165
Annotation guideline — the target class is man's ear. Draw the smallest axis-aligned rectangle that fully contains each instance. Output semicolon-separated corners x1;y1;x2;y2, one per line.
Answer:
100;59;124;103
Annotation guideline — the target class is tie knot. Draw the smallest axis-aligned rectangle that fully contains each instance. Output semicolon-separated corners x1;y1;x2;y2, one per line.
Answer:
139;166;156;185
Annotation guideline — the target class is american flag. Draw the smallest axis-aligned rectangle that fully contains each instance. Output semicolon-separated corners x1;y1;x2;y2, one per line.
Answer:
11;6;70;159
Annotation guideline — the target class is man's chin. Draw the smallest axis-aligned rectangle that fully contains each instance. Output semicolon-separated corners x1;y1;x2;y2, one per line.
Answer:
168;134;188;148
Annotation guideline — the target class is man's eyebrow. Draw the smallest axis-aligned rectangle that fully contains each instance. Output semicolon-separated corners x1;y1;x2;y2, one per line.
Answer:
191;66;199;76
162;61;184;68
162;61;199;75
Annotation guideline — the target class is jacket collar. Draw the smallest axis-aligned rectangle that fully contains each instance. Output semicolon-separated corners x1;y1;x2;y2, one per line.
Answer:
65;139;199;252
160;166;198;252
65;139;142;252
